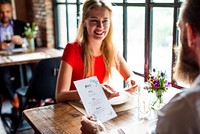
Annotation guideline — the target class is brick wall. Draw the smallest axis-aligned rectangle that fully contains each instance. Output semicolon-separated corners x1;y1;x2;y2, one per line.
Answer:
15;0;55;48
32;0;54;48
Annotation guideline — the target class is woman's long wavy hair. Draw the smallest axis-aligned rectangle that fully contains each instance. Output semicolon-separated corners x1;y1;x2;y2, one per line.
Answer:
75;0;116;82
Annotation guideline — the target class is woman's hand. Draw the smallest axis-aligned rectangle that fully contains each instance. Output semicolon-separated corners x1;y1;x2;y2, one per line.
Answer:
81;116;107;134
101;84;119;99
125;77;139;94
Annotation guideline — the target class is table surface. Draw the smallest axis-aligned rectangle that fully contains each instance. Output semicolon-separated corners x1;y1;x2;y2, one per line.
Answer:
22;88;182;134
23;102;149;134
0;47;63;67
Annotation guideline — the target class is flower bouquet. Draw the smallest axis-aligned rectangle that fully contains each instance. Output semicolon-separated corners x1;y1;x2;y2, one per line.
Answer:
144;69;170;110
24;22;38;39
24;22;38;51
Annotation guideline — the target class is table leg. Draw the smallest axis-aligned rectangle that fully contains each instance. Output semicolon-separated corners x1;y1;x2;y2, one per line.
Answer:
19;65;24;87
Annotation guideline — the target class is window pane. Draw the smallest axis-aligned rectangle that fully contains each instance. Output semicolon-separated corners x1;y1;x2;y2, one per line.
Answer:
56;0;65;2
68;5;77;43
127;7;145;74
67;0;76;2
112;6;123;88
127;0;145;3
152;0;174;2
80;0;84;3
112;6;123;52
152;7;173;80
57;5;67;48
110;0;123;3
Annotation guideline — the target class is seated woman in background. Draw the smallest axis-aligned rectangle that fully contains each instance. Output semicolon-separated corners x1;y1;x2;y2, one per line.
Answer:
56;0;138;103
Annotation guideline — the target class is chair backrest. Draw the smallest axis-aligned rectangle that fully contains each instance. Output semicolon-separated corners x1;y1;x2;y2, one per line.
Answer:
26;57;61;101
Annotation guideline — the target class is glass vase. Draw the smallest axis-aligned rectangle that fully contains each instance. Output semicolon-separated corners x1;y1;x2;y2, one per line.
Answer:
150;92;165;119
27;38;35;52
151;94;164;110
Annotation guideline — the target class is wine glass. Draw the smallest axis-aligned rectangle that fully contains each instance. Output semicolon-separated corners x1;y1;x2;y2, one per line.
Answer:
2;29;14;52
3;30;12;43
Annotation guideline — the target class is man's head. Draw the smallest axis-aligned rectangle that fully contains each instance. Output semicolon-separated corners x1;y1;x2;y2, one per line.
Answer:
174;0;200;85
0;0;13;26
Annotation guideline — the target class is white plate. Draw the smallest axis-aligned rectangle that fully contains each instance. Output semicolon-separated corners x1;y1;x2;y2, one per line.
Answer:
109;92;130;106
147;119;157;134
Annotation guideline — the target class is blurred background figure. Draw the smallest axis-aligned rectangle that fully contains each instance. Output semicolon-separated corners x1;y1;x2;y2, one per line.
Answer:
0;0;27;109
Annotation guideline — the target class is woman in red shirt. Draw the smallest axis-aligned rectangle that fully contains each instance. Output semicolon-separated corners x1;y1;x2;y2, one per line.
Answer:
56;0;138;102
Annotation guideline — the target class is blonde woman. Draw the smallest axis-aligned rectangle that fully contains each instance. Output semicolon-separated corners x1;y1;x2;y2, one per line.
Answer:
56;0;138;102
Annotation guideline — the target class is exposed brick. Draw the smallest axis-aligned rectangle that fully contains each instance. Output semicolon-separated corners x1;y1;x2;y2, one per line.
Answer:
25;0;54;48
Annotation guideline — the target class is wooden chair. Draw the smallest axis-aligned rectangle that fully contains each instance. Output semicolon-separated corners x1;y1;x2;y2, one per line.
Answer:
0;64;32;134
12;57;61;133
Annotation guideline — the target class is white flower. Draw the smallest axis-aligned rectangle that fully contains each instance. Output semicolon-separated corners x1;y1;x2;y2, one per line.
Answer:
24;22;38;39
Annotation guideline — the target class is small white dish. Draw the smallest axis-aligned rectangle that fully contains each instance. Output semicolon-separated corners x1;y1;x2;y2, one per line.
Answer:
109;92;130;106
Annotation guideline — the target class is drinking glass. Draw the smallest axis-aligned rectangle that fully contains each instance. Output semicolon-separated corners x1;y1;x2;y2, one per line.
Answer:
138;83;151;121
3;30;12;43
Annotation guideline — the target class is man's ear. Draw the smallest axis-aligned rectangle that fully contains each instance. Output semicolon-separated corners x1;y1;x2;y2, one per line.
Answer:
185;23;196;47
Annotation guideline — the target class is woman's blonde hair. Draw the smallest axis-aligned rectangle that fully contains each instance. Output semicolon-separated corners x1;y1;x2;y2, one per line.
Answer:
75;0;116;82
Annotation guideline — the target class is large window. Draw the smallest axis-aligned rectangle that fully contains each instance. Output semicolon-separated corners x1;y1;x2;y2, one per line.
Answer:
54;0;183;88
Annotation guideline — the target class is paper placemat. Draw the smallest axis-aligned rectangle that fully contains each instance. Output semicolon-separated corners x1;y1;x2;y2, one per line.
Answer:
0;57;5;64
8;52;50;62
0;56;12;63
0;50;8;55
69;94;138;115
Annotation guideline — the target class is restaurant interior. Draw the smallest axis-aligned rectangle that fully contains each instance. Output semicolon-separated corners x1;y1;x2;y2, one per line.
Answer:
0;0;187;134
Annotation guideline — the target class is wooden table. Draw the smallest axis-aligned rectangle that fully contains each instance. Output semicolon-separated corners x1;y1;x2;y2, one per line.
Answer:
22;88;181;134
0;47;63;67
0;47;63;86
23;103;149;134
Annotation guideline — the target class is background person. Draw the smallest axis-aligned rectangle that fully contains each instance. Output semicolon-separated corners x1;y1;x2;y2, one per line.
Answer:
56;0;138;103
0;0;26;50
80;0;200;133
0;0;27;109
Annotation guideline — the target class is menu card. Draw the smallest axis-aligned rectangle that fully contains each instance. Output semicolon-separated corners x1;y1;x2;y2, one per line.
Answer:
74;76;117;122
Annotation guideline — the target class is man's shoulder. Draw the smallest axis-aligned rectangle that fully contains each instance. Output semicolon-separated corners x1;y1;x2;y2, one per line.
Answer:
13;20;26;26
12;20;27;36
157;83;200;118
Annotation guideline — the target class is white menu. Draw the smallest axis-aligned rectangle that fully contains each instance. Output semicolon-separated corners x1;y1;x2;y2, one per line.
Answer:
74;76;117;122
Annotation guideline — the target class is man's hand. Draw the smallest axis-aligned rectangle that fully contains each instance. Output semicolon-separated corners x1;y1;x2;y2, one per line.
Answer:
11;35;23;45
81;116;107;134
0;42;12;50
